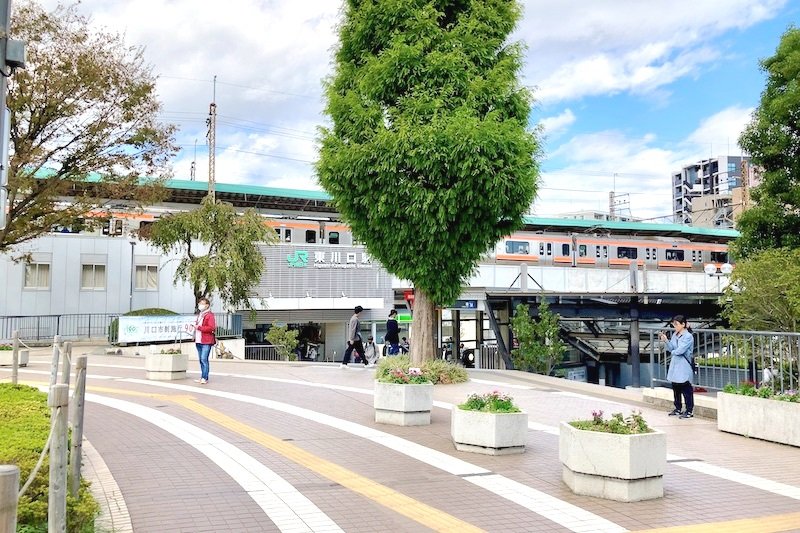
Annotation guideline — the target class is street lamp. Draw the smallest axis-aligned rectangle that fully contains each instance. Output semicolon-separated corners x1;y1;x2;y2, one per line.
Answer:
129;239;136;312
704;262;733;292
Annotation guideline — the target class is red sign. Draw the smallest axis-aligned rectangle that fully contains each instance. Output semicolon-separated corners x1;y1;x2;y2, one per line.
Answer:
403;290;415;307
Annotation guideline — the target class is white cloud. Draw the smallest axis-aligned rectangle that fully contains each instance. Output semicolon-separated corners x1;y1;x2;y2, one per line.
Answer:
538;109;576;138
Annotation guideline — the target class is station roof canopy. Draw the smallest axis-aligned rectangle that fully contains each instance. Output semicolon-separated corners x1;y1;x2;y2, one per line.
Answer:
521;216;739;243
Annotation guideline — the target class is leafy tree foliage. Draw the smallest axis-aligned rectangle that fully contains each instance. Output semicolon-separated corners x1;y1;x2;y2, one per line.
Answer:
736;27;800;258
510;301;565;375
147;197;276;310
0;1;176;253
265;323;300;361
723;248;800;332
318;1;540;362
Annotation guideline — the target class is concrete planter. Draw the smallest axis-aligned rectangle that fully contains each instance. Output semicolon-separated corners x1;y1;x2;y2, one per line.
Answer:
451;407;528;455
717;392;800;447
373;381;433;426
0;349;28;367
559;421;666;502
145;351;188;380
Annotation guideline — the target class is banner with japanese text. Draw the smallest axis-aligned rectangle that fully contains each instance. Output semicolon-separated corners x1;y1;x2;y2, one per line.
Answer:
118;315;196;343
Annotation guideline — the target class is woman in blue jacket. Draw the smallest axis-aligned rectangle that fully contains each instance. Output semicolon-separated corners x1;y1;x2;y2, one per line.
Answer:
660;315;695;419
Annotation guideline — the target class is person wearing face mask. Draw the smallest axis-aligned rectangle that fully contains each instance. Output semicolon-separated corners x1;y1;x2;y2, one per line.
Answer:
191;297;216;384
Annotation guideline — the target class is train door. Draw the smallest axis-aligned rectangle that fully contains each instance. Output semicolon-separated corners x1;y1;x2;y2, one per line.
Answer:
594;243;608;268
275;226;293;243
538;241;554;266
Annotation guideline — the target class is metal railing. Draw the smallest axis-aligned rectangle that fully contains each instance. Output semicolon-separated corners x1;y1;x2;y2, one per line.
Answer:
647;327;800;393
0;313;242;343
244;345;284;361
478;345;506;370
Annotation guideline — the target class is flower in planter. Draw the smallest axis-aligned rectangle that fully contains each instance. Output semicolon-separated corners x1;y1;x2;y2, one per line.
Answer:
378;367;431;385
569;410;652;434
724;382;800;402
159;348;183;355
458;390;521;413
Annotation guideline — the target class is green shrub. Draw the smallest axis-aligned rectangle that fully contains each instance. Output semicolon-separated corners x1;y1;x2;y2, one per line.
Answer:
723;382;799;402
458;391;520;413
0;384;99;532
374;356;468;385
108;307;179;342
570;410;652;434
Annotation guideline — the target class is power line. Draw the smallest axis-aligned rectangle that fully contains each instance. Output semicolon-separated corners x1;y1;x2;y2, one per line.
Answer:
158;75;317;100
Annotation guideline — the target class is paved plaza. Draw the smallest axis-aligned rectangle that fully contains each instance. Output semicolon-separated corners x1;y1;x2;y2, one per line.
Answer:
3;347;800;533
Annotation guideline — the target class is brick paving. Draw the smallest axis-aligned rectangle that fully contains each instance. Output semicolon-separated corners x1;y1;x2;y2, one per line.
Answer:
4;348;800;532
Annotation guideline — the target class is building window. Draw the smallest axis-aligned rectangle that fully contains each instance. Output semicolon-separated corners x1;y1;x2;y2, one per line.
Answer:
665;249;684;261
135;265;158;290
505;240;529;254
24;263;50;289
81;264;106;290
305;230;316;244
617;247;638;259
328;231;340;245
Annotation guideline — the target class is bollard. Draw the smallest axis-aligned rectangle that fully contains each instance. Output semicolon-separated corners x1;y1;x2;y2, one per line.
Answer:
48;384;69;533
69;356;87;497
10;331;19;386
0;465;20;533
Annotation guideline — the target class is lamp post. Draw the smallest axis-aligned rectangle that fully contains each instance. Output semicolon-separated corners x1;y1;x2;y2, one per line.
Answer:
129;240;136;312
704;262;733;292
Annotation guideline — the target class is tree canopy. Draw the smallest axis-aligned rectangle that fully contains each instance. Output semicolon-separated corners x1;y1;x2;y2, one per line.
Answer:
317;0;540;361
0;1;176;253
147;197;276;311
723;248;800;332
736;26;800;258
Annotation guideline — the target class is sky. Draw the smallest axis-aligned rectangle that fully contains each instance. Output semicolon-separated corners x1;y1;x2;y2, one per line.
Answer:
38;0;800;222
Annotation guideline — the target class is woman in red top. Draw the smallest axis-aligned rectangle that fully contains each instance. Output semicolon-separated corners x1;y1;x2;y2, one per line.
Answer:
191;297;216;384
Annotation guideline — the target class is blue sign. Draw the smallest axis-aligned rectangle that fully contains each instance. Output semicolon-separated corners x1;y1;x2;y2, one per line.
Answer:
454;300;478;309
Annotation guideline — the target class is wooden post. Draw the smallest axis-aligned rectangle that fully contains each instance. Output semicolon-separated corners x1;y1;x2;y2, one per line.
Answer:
0;465;19;533
10;330;19;385
49;335;61;388
69;356;87;497
48;384;68;533
60;342;72;387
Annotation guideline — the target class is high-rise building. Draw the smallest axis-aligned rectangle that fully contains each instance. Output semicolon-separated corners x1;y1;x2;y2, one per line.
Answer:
672;155;749;227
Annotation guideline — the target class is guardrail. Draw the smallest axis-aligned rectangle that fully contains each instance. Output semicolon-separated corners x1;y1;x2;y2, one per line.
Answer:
0;313;242;343
647;327;800;394
244;345;284;361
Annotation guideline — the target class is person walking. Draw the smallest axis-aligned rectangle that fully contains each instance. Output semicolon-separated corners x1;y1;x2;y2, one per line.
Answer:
191;297;216;384
341;306;366;367
364;336;378;366
385;309;400;356
660;315;695;419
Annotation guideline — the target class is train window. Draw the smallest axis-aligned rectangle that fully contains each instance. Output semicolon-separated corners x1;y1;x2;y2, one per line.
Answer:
645;248;651;260
711;251;728;263
274;228;281;237
305;230;317;244
329;231;340;245
539;243;544;255
506;240;529;254
578;245;587;257
691;250;698;262
284;229;292;243
617;247;638;259
560;244;570;256
546;243;552;256
666;249;684;261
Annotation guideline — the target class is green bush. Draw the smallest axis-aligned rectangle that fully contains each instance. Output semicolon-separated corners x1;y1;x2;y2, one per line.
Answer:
375;356;468;385
0;384;99;532
722;382;800;402
458;391;520;413
108;307;178;343
570;410;652;434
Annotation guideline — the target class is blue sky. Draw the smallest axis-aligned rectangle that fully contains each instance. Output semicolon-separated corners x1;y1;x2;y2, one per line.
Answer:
43;0;800;221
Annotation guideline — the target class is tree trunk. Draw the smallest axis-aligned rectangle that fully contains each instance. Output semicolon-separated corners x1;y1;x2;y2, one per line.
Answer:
410;288;437;365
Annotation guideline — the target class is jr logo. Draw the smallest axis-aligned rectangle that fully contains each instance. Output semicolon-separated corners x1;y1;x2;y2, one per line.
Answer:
287;250;309;268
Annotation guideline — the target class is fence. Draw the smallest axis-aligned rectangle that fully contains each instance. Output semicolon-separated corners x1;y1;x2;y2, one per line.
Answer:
647;327;800;393
0;313;242;344
244;345;284;361
478;345;506;370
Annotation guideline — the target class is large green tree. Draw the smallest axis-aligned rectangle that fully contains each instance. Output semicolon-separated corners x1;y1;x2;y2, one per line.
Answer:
0;1;176;253
736;26;800;258
510;302;566;375
147;197;277;310
317;0;540;363
723;248;800;332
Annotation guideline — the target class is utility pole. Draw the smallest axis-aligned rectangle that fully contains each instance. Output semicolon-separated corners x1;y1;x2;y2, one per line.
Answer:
0;0;26;231
206;75;217;202
608;191;615;221
189;139;197;181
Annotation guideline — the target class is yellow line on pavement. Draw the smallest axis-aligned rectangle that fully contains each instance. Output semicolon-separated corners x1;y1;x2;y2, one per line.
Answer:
171;396;484;533
640;511;800;532
21;380;183;400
